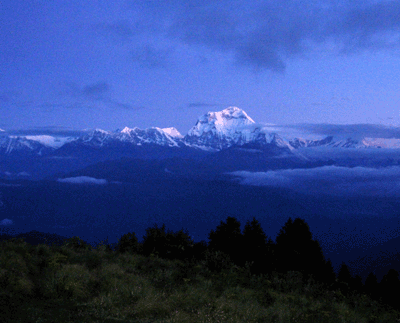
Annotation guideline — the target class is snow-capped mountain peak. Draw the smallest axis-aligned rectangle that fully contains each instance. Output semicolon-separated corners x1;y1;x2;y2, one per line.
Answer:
184;107;293;150
187;106;255;138
120;126;140;134
7;106;400;163
162;127;183;138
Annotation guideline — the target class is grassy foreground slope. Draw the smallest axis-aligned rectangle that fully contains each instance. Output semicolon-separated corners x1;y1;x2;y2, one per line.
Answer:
1;235;399;323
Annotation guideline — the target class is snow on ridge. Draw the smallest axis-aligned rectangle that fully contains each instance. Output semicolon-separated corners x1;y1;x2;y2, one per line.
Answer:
188;106;256;137
25;135;75;148
184;107;293;150
361;138;400;149
94;128;110;134
121;126;139;134
162;127;183;138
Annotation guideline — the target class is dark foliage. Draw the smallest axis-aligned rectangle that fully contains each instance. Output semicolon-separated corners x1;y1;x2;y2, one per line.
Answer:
274;217;331;285
337;262;355;296
141;224;194;260
204;249;233;273
379;269;400;310
365;272;379;299
190;240;208;262
85;252;104;270
321;258;337;288
61;236;92;251
353;275;364;294
116;232;140;254
242;217;275;275
165;228;195;260
208;216;244;266
2;215;400;319
141;224;168;257
0;231;69;247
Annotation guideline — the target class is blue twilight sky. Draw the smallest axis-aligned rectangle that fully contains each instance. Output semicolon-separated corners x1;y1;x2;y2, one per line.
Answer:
1;0;400;135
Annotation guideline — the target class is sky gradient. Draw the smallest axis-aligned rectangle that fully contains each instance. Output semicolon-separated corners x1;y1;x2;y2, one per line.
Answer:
2;0;400;135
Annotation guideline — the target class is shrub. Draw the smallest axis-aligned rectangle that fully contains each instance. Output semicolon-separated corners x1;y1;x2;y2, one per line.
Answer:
43;263;91;300
85;251;104;270
0;250;34;297
62;236;92;252
141;224;194;261
204;249;233;273
116;232;140;254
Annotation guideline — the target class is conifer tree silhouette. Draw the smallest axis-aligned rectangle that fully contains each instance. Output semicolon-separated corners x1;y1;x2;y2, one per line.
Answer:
337;262;353;296
142;224;194;260
242;217;273;274
321;258;337;288
379;268;400;310
275;217;327;282
364;272;379;299
116;232;140;254
165;228;194;260
191;240;208;262
353;274;364;294
208;216;243;266
142;223;168;257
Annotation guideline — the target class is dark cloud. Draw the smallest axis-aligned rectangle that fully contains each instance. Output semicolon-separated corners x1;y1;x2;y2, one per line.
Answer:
125;0;400;72
82;82;109;98
64;81;110;100
130;45;173;68
230;166;400;197
60;81;137;110
105;100;139;111
332;1;400;53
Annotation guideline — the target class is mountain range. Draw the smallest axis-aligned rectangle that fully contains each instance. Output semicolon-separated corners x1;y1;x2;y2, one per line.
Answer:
2;106;400;179
2;107;400;281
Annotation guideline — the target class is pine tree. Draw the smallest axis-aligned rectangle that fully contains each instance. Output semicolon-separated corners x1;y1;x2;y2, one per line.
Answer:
337;262;353;296
191;240;208;262
208;216;243;266
116;232;140;254
379;269;400;310
165;228;194;260
364;272;378;299
242;217;273;274
353;275;364;294
275;217;327;282
141;223;168;257
141;224;195;260
320;258;336;288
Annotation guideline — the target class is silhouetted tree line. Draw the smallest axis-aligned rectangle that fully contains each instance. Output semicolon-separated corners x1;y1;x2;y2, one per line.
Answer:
2;216;398;312
116;216;400;313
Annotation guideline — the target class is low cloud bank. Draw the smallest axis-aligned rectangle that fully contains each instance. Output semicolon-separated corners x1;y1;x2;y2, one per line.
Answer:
58;176;108;185
0;219;13;226
230;166;400;197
